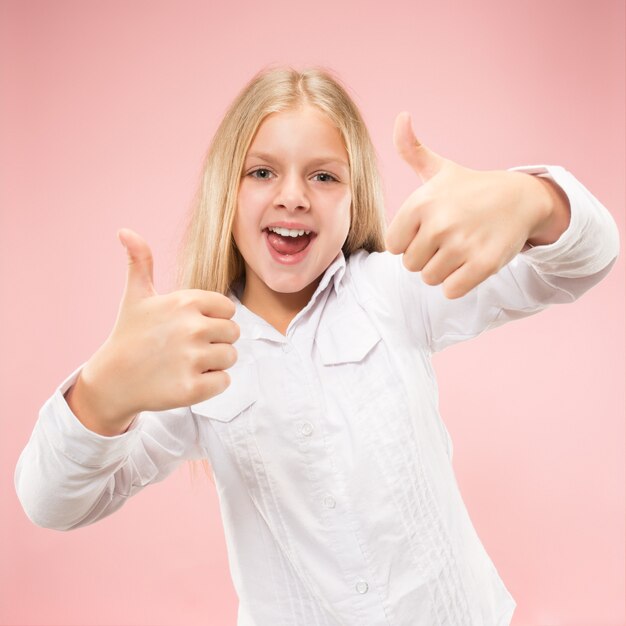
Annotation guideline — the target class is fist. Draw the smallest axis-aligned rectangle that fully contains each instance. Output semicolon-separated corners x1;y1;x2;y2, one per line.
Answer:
385;112;546;299
82;228;240;425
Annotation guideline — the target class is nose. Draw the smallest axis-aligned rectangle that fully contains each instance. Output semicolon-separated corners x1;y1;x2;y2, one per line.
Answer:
273;171;310;212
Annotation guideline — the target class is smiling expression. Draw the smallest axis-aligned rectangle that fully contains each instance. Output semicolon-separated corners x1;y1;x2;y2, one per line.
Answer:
233;105;352;312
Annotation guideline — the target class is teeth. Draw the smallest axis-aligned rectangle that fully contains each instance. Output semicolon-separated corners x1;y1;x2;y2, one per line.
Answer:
267;226;312;237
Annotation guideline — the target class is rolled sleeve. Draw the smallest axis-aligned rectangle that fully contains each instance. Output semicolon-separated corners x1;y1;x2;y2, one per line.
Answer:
510;164;620;276
39;361;142;468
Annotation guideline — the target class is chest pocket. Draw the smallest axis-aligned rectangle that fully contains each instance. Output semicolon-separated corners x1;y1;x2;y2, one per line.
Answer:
190;362;259;423
315;304;382;365
314;302;399;416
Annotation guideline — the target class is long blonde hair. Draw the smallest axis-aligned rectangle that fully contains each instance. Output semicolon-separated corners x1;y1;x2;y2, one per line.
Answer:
175;64;387;480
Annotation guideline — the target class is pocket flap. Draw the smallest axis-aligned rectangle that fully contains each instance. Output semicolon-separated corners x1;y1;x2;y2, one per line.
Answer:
190;362;259;422
316;308;381;365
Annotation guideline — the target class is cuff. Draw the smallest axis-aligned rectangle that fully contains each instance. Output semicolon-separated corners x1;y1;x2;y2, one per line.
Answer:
508;164;620;277
38;362;142;468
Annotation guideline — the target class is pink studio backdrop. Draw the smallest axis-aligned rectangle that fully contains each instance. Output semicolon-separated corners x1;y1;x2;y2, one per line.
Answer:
1;1;624;625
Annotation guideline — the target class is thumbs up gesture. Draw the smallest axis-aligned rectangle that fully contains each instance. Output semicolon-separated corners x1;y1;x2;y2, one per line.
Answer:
385;112;557;299
70;228;239;435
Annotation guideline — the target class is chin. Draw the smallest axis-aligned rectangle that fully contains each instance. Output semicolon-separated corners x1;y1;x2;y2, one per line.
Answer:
260;268;320;295
267;277;310;294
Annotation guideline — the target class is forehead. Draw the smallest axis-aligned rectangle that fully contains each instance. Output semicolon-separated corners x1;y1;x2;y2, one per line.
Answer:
246;106;348;162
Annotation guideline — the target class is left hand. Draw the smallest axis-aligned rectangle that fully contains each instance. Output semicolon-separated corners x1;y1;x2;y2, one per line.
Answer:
385;112;551;299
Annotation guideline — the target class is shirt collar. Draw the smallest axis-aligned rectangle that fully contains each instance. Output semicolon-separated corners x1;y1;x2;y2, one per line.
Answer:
228;249;347;342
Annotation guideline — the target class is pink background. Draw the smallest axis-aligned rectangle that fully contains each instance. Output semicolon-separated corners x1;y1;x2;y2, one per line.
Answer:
1;1;624;625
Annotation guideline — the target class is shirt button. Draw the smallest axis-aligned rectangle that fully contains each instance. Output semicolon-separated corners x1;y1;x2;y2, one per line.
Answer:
281;342;293;353
300;422;314;437
323;495;336;509
355;580;369;594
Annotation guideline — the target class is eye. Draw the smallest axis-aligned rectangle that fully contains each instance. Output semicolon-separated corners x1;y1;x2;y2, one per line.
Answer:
247;168;339;183
249;168;274;180
314;172;339;183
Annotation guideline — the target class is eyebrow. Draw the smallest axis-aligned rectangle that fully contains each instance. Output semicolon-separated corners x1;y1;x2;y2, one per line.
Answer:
245;151;349;169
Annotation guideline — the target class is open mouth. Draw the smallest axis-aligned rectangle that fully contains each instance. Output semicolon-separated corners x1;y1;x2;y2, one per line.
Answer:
263;228;316;256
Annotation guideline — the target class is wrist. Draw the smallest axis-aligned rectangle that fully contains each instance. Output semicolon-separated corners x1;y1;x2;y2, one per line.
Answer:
67;350;138;436
523;174;571;247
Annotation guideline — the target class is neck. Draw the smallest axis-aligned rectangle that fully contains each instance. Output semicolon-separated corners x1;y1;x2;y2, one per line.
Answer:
241;277;320;336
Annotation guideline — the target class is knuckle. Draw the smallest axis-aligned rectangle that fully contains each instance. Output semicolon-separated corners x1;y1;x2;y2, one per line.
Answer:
205;370;231;399
429;217;452;240
216;369;231;392
175;291;197;310
444;285;461;299
199;370;231;398
421;268;437;285
184;349;202;370
387;240;402;256
402;253;421;273
230;321;241;343
183;319;204;340
226;344;238;367
209;318;239;343
181;376;201;401
475;257;496;276
210;290;236;317
448;231;468;253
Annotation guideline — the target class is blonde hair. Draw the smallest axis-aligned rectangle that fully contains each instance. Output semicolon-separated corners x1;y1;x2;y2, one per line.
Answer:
175;64;387;480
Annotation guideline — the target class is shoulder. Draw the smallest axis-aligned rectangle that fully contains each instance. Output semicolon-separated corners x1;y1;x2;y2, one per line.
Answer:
338;248;430;350
345;248;410;297
340;249;426;332
346;248;402;277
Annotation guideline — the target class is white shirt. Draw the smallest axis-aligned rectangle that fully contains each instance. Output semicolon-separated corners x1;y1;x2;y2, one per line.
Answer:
15;165;620;626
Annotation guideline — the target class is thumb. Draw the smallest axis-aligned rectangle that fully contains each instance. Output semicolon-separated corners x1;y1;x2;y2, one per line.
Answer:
393;111;445;182
117;228;158;301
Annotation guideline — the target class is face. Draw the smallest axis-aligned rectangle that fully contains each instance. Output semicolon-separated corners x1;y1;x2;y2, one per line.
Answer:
233;105;352;310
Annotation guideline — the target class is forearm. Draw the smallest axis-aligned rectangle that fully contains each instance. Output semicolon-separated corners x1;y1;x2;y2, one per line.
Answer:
15;364;142;530
15;431;128;531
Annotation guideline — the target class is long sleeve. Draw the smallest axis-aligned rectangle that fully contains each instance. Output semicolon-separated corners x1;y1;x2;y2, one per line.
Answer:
352;164;620;353
14;362;205;531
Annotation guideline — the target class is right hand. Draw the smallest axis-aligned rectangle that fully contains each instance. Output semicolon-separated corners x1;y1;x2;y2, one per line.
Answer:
76;228;239;429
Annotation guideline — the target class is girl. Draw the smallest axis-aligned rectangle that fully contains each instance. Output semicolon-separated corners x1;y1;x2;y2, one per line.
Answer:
15;66;620;626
